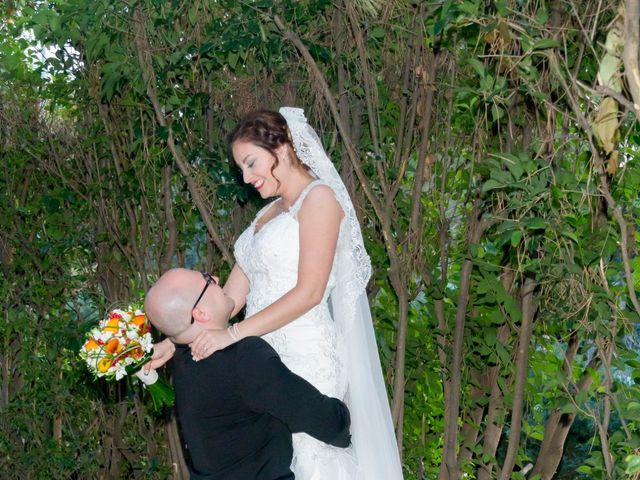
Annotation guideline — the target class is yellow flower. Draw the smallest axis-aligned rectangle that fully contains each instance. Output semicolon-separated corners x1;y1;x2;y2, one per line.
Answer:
103;318;120;333
84;339;99;351
98;357;112;372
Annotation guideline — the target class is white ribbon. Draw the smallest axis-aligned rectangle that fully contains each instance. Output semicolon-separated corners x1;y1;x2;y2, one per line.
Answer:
134;368;158;386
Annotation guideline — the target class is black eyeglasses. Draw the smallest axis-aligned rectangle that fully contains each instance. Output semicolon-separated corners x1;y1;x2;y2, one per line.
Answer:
190;272;217;324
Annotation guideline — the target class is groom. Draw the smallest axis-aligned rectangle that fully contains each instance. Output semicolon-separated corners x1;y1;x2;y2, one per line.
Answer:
145;268;351;480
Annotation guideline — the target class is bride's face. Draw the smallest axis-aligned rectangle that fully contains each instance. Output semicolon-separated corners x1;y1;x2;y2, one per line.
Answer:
232;140;286;198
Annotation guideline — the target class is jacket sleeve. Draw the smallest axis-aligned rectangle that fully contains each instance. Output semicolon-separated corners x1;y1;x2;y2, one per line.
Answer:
235;337;351;448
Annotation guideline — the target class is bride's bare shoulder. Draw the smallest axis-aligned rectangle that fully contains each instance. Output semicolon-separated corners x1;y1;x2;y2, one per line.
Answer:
298;184;344;220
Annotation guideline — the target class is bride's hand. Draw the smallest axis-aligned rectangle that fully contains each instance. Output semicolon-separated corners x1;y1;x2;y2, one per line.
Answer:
190;329;234;361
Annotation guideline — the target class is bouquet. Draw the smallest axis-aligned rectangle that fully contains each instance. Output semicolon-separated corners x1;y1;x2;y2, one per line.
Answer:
79;306;174;410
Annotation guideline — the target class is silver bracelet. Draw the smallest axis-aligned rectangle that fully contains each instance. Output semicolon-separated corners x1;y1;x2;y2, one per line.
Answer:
227;323;242;342
233;323;243;341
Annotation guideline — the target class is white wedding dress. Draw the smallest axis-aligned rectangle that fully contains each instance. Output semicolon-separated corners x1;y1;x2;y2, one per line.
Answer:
234;180;359;479
232;106;403;480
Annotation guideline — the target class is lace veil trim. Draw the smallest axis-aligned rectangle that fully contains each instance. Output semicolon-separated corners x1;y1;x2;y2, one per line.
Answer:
279;107;372;317
279;106;402;480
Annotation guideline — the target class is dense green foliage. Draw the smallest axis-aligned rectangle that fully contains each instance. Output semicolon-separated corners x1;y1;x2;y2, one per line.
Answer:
2;1;640;479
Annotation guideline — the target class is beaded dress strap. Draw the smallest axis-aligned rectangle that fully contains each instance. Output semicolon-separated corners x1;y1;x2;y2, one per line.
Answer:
253;198;280;224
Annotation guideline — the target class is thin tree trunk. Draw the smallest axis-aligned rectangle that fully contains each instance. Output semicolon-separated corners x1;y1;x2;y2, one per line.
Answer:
458;366;487;463
392;286;409;453
593;339;615;477
166;416;189;480
160;164;177;273
475;269;514;480
344;0;380;155
439;258;473;480
1;321;9;408
52;371;63;442
408;48;436;249
439;205;484;480
475;362;505;480
530;352;600;479
394;43;437;450
499;277;537;480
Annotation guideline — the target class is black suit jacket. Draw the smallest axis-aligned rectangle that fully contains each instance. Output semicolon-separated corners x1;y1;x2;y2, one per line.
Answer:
171;336;351;479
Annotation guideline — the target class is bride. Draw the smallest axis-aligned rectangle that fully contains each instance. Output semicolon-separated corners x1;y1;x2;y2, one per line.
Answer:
189;107;402;479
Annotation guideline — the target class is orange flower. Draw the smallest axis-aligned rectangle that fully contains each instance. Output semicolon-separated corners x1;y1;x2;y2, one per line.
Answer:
132;314;148;334
131;346;144;359
103;318;120;333
104;338;123;354
98;357;112;372
84;339;99;351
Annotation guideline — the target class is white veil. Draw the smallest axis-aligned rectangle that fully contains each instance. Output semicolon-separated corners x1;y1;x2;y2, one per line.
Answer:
280;107;403;479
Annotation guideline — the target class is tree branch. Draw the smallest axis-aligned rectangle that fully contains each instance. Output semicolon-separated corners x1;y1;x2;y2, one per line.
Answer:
160;164;178;273
344;0;381;156
273;14;386;226
133;7;233;267
549;51;640;318
439;200;489;480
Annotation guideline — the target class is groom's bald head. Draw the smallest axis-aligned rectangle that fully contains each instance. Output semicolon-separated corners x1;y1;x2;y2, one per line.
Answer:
145;268;233;344
145;268;198;338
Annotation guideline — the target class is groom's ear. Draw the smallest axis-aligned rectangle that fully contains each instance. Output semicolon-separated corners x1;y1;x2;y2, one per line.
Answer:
191;307;208;324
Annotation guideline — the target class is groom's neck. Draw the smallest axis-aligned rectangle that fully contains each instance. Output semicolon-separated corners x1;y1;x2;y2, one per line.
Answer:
171;323;228;345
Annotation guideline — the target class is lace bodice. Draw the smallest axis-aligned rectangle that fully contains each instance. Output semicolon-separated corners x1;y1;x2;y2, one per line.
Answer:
234;180;337;317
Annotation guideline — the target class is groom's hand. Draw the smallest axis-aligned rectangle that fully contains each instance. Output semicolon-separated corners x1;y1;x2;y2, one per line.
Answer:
146;338;176;371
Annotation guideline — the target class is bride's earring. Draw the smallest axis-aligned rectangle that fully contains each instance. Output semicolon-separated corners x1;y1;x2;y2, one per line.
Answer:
279;154;290;167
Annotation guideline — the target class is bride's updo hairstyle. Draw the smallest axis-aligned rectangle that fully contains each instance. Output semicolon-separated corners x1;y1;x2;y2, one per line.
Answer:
228;110;308;178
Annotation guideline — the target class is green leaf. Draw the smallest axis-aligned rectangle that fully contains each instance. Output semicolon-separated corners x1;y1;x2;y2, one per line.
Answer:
575;388;589;405
532;38;560;51
491;153;527;180
468;58;486;78
458;1;479;16
227;51;239;70
490;170;513;184
523;217;546;230
491;104;504;122
535;8;549;25
495;0;509;16
485;328;496;346
482;179;503;194
559;402;578;414
560;230;579;244
626;401;640;421
49;12;61;33
503;297;522;322
496;343;511;365
488;310;504;325
188;6;198;26
371;26;385;39
511;230;523;247
627;455;640;474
